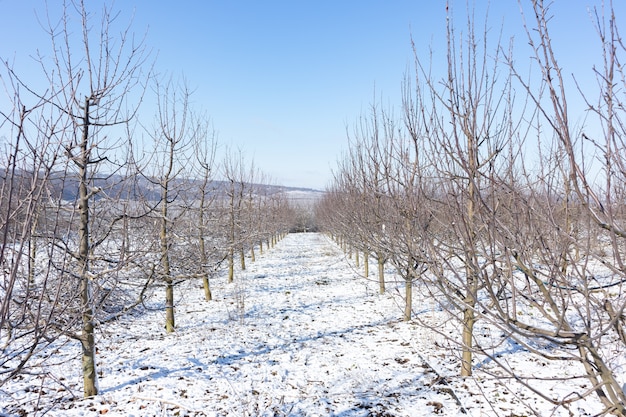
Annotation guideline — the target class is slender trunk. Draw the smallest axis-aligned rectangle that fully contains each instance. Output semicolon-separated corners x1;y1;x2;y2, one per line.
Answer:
461;249;477;376
461;131;478;377
250;245;255;262
28;217;37;286
355;250;360;268
404;278;412;321
161;132;176;333
377;253;385;294
79;97;97;397
164;279;174;331
198;168;212;301
202;274;212;301
199;224;211;301
561;178;572;273
364;251;369;277
240;247;246;270
228;181;236;281
162;200;174;332
228;248;234;283
461;299;475;376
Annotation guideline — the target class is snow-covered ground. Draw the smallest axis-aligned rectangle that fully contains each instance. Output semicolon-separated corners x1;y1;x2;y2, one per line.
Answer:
0;233;604;416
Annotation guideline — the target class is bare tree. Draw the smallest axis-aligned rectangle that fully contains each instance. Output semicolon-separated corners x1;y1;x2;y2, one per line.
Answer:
27;0;148;396
0;74;65;387
0;0;148;397
316;1;626;414
193;117;218;301
330;103;397;294
143;78;196;333
222;149;252;283
487;0;626;413
401;1;510;376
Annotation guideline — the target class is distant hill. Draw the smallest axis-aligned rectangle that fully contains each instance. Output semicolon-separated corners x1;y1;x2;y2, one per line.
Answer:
283;189;325;207
23;170;325;203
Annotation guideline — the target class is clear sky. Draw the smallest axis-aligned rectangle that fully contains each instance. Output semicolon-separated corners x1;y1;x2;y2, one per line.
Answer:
0;1;622;189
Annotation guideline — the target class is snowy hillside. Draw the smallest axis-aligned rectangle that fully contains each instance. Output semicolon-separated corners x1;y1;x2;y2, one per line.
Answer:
1;233;603;416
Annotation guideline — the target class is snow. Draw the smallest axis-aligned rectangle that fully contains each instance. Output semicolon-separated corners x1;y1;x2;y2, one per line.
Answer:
0;233;605;416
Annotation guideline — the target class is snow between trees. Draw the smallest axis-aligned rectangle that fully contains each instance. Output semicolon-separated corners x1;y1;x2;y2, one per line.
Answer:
0;233;604;416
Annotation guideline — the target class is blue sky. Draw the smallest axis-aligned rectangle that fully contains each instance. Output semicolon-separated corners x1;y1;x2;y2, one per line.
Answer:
0;1;621;189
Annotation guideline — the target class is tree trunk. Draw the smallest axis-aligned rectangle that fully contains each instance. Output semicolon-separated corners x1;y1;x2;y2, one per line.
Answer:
364;251;369;277
28;219;37;286
404;278;412;321
377;253;385;294
202;277;212;301
461;299;475;376
198;206;212;301
161;125;175;333
462;127;478;377
164;277;174;332
199;224;212;301
228;248;234;283
79;97;97;397
161;206;174;332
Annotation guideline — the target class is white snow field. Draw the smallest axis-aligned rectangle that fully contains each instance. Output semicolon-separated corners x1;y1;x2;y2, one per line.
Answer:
1;232;604;416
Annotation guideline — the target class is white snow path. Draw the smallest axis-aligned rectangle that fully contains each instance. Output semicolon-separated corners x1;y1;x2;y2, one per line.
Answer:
1;232;466;416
